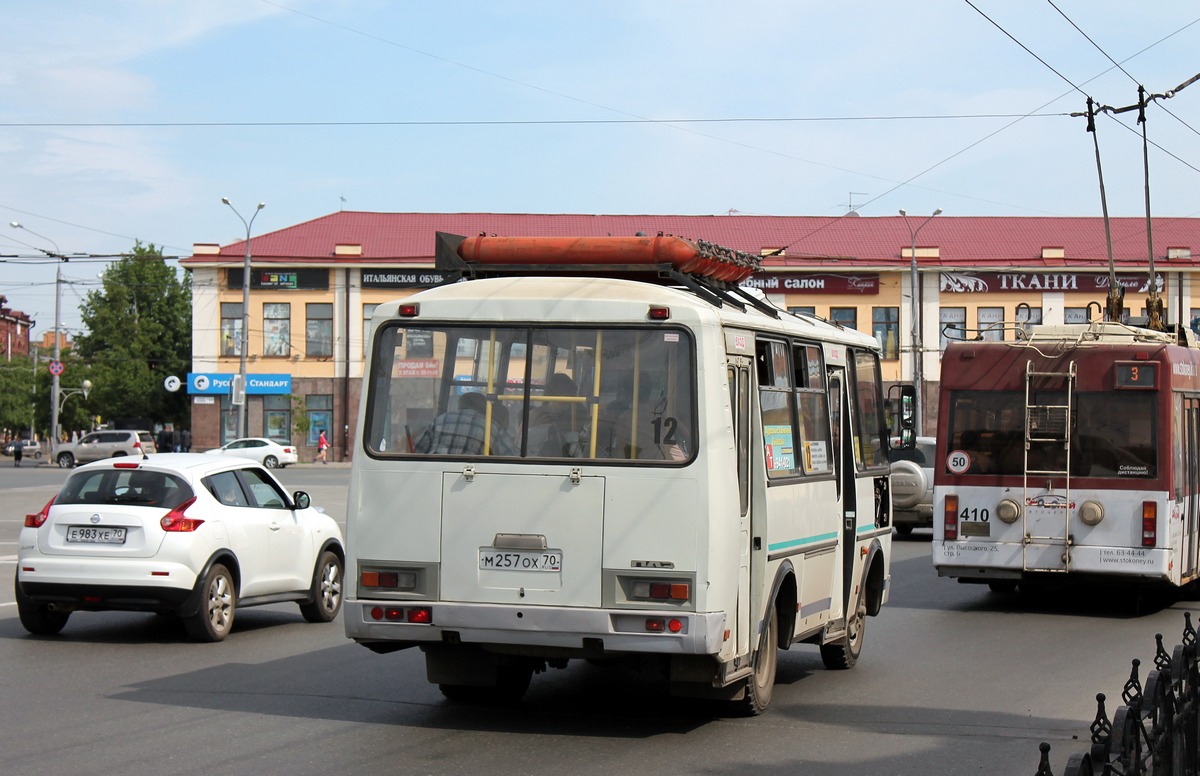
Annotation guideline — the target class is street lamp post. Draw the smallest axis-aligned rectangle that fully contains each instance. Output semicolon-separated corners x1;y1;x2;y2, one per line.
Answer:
58;379;93;418
9;222;65;452
899;208;942;435
221;198;265;440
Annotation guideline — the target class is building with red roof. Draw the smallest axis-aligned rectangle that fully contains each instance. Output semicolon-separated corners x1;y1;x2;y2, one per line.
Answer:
182;211;1200;456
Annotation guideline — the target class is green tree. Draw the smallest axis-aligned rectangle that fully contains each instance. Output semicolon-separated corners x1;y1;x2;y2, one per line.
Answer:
74;243;192;429
0;355;38;437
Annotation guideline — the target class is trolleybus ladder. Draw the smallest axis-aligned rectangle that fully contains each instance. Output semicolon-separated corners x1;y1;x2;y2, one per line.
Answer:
1023;360;1076;572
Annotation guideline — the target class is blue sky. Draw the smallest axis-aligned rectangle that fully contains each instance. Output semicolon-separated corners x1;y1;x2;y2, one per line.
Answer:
1;1;1198;333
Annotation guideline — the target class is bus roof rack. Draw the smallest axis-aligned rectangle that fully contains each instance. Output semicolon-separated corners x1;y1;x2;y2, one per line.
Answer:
433;231;778;317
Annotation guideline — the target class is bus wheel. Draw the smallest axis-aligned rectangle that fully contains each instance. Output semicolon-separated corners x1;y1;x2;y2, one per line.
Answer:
821;589;865;670
735;606;778;716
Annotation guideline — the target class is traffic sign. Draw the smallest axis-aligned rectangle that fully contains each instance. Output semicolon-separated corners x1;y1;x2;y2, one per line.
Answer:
48;360;64;376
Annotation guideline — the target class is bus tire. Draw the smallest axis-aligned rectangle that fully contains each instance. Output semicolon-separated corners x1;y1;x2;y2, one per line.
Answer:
734;605;778;716
820;587;865;670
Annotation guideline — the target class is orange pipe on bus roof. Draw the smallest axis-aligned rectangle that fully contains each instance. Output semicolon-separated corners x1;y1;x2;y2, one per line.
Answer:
458;235;714;275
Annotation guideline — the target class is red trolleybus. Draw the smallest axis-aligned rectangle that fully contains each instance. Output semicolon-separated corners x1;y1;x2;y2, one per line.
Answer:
933;319;1200;591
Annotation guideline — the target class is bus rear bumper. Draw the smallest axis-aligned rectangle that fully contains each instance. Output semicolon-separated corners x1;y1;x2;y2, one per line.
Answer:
345;599;728;656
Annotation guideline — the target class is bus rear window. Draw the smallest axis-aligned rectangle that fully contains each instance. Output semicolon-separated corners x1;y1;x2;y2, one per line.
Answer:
947;390;1156;478
364;324;695;463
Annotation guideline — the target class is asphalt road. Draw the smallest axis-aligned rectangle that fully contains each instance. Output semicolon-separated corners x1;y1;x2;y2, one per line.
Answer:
1;461;1194;775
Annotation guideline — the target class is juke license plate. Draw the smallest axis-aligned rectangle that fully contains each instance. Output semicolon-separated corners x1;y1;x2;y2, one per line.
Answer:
66;526;128;544
478;549;562;572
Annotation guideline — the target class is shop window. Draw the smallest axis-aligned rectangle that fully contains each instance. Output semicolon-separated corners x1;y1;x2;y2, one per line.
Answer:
978;307;1004;342
307;394;333;447
263;395;291;442
363;303;378;357
872;307;899;359
940;307;966;350
830;307;857;331
221;303;242;357
1017;306;1042;338
306;303;333;358
1065;307;1090;324
263;303;290;357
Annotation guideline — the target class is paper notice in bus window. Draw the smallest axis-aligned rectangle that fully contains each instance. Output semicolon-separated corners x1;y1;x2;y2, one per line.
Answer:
804;441;829;472
764;425;795;472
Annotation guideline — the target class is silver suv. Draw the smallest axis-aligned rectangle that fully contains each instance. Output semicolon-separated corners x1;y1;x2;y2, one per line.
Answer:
55;430;157;468
890;436;936;536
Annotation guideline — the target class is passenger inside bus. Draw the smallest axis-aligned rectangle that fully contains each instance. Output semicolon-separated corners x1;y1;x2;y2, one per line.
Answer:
413;392;517;456
601;372;687;460
528;373;579;456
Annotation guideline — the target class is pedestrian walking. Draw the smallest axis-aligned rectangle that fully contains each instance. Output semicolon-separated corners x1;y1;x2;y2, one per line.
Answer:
317;430;329;464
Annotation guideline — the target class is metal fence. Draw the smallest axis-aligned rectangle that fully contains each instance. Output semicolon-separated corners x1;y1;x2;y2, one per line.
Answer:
1035;613;1199;775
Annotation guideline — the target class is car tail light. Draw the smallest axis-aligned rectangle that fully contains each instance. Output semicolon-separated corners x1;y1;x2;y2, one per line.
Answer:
944;494;959;540
1142;501;1157;547
25;495;56;528
283;447;294;454
161;497;203;532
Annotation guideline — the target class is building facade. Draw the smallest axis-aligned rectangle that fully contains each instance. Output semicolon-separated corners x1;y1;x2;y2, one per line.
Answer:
181;212;1200;458
0;295;35;359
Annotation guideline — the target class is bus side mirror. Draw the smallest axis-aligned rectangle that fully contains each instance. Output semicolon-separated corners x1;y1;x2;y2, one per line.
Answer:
888;384;917;449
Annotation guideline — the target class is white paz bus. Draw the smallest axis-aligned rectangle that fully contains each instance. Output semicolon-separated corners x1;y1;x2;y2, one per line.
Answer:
344;232;909;713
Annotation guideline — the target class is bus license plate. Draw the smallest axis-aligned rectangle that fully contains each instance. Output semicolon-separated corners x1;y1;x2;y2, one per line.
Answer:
478;549;562;572
66;526;128;544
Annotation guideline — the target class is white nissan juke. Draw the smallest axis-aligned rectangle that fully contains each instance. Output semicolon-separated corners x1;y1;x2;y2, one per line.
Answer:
15;453;344;642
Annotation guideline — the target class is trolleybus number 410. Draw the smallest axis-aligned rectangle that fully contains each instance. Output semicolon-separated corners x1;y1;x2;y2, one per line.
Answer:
479;549;562;572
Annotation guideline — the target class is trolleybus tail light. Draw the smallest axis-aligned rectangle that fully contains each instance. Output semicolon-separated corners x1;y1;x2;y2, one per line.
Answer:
944;495;959;540
24;495;56;528
160;497;203;532
398;303;420;318
647;306;670;320
1142;501;1157;547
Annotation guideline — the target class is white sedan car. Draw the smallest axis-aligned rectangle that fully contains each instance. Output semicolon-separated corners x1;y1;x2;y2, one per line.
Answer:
204;437;299;468
15;453;344;642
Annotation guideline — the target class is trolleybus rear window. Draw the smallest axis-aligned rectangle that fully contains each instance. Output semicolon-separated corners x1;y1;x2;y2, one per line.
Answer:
365;324;695;463
946;390;1157;478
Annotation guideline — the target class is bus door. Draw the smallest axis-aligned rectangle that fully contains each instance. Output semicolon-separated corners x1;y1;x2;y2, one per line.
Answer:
827;368;857;614
728;357;755;658
1185;397;1200;580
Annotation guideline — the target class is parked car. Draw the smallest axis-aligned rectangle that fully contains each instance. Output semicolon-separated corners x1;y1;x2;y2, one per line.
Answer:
15;453;344;641
204;437;299;468
890;436;937;536
53;429;157;468
3;439;41;459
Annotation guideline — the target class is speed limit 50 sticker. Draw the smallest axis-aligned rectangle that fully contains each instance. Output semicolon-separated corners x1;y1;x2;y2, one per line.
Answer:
947;449;971;475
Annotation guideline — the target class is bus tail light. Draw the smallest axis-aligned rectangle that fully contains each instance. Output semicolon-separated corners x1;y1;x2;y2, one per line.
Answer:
644;618;684;633
25;495;56;528
944;495;959;540
368;606;433;624
360;568;418;592
630;580;690;602
1143;502;1157;547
